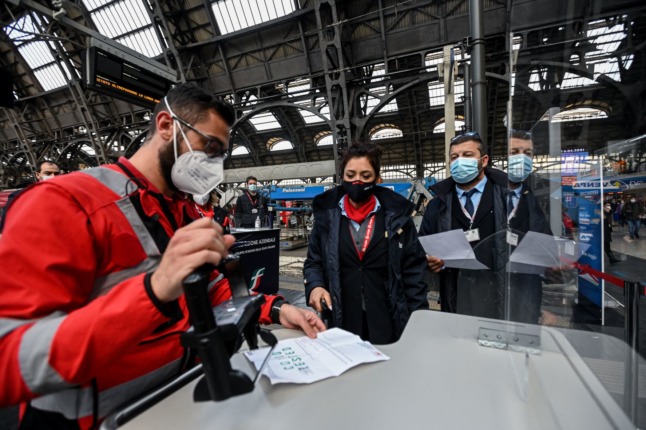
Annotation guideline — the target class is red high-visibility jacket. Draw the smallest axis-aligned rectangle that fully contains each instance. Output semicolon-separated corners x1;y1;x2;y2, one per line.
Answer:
0;158;275;429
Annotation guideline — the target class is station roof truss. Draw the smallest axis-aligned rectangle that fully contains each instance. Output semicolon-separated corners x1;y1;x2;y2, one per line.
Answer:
1;0;645;186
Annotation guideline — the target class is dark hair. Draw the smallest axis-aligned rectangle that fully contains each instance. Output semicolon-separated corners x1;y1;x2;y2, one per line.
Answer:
148;83;235;138
340;142;383;176
37;160;60;172
246;176;257;183
510;129;532;141
449;131;485;156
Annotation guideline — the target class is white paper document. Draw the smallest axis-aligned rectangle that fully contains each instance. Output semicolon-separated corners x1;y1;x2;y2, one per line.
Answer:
508;231;589;274
243;328;389;384
418;229;489;270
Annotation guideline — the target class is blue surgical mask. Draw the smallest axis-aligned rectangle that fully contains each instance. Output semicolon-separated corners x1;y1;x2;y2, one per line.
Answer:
508;154;533;183
450;157;481;184
248;184;257;192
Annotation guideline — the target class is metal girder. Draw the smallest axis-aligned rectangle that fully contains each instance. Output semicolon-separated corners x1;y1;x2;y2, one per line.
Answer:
230;126;261;166
28;9;107;165
4;108;37;175
315;0;352;179
148;0;186;82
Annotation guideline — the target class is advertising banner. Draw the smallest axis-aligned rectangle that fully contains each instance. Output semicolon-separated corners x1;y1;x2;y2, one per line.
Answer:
577;191;603;310
231;228;280;294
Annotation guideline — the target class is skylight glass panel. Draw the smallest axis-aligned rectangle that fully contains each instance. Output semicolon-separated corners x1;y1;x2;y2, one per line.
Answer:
560;72;596;89
34;64;69;91
81;143;97;156
428;81;464;107
6;13;72;91
542;107;608;123
232;145;250;156
551;22;628;89
371;127;402;140
82;0;163;57
433;120;466;134
425;48;469;72
287;79;310;95
296;103;330;124
364;87;398;114
212;0;296;35
246;110;281;131
317;134;333;146
270;140;293;151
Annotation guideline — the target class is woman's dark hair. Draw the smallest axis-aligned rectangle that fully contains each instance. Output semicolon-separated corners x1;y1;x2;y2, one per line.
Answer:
339;142;383;176
148;83;235;138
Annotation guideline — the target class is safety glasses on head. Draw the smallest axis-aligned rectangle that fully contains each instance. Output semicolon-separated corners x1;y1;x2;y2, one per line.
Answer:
450;131;482;146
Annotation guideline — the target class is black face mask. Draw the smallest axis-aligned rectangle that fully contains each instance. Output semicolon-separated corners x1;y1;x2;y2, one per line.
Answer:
343;180;376;203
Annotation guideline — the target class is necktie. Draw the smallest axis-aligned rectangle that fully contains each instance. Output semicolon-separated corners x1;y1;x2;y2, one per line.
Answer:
507;191;515;217
464;189;478;217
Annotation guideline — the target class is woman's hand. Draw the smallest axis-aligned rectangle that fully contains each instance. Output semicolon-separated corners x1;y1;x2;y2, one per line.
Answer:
308;286;332;313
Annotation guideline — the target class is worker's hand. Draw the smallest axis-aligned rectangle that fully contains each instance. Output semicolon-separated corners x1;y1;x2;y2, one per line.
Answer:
278;304;326;338
151;217;236;302
308;287;332;313
426;255;444;273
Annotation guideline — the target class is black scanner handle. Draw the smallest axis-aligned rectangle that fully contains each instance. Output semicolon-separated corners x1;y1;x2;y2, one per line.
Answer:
182;264;216;333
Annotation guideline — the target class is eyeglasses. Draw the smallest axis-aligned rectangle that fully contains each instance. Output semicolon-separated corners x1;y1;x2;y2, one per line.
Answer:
450;131;482;145
171;115;229;160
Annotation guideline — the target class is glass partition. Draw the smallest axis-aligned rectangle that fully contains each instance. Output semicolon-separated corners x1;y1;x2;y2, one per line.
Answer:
449;3;646;425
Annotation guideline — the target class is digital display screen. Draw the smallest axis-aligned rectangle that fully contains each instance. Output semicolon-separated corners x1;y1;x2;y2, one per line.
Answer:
85;46;174;108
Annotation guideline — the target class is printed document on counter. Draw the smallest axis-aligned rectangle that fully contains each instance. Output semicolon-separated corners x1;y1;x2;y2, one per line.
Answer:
243;328;389;384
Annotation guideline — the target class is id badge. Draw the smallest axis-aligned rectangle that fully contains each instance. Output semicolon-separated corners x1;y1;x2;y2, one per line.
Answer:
252;208;258;214
506;231;519;246
465;228;480;242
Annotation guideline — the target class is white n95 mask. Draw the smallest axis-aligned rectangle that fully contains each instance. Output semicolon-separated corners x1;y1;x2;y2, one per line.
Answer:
166;98;224;195
193;192;211;206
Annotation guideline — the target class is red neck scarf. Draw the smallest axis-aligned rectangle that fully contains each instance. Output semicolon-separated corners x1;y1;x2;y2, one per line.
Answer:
344;194;376;224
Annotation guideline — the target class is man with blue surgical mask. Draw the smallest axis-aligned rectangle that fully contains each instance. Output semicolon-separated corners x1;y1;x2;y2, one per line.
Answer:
506;130;552;323
234;175;268;228
419;132;509;316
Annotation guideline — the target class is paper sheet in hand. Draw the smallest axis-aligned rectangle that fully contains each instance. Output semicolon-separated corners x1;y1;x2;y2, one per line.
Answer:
418;229;489;270
243;328;389;384
508;232;589;274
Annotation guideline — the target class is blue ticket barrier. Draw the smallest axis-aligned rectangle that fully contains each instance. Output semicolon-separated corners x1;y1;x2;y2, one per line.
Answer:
230;228;280;295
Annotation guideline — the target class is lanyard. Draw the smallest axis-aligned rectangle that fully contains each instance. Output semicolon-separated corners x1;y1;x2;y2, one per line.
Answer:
195;204;206;218
459;199;479;230
352;215;376;260
246;192;258;207
507;194;520;222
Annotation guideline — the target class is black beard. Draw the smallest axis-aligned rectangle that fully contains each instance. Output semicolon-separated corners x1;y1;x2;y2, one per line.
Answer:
158;138;179;193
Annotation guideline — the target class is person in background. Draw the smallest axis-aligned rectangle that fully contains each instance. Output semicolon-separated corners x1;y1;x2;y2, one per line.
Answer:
192;190;215;218
507;130;553;323
604;202;621;263
622;194;643;241
234;176;268;228
34;160;62;181
0;160;62;233
419;131;508;318
562;208;576;239
0;83;323;428
212;194;231;234
304;142;429;344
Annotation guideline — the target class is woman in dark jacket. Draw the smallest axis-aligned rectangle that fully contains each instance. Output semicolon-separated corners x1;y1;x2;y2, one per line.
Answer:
303;142;429;344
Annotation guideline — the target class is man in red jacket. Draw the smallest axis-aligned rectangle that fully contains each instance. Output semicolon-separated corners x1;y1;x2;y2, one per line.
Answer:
0;83;324;429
